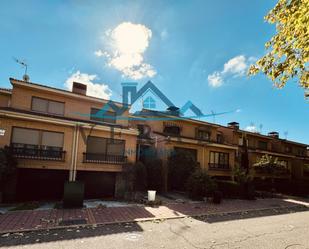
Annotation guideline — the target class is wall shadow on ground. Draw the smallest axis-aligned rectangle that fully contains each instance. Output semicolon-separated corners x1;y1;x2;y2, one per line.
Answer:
0;222;143;247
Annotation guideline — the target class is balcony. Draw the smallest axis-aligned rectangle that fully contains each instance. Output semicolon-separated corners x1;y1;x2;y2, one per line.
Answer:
253;165;291;176
208;163;231;171
10;145;66;161
83;153;127;164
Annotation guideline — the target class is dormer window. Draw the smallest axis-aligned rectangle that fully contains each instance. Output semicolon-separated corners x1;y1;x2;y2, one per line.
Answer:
164;124;181;136
196;129;211;141
258;141;268;150
216;133;223;143
32;97;64;116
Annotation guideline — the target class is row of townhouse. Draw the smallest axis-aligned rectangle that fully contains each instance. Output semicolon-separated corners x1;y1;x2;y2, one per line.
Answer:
0;78;308;201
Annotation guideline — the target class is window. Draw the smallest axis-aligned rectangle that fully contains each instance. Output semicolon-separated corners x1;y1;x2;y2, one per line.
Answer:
143;96;156;109
32;97;64;115
164;125;181;136
86;136;125;156
216;133;223;143
297;148;305;156
258;141;268;150
196;129;211;141
41;131;64;151
11;127;64;159
90;108;116;124
209;151;229;168
174;147;197;161
12;127;40;149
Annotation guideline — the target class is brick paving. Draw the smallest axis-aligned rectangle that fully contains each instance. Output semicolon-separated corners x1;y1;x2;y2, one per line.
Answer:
0;198;307;234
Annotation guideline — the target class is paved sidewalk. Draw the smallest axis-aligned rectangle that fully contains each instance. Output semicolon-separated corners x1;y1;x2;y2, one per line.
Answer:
0;198;308;234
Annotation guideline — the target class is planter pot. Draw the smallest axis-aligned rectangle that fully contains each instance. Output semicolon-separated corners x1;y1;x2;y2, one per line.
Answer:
148;190;156;201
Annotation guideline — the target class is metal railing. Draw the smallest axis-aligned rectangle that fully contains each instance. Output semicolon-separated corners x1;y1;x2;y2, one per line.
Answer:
10;145;66;161
83;153;127;164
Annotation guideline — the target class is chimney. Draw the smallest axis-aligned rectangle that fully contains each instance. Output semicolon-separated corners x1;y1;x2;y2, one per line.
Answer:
228;122;239;130
268;131;279;139
72;82;87;95
166;106;180;116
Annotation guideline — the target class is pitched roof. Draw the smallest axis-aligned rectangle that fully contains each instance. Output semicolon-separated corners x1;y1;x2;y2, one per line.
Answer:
0;107;128;129
9;78;126;106
0;88;12;94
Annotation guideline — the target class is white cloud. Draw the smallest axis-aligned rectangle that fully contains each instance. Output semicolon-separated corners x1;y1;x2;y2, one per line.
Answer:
245;125;258;133
222;55;247;76
208;55;254;87
65;71;112;99
95;22;156;80
207;72;223;87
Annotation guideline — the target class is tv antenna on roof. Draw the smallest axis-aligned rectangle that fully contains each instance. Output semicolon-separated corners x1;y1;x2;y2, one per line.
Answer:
259;124;263;134
211;110;216;123
284;131;288;139
13;57;29;81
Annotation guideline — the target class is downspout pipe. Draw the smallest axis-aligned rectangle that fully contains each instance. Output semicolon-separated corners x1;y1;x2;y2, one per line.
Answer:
72;124;80;181
69;125;77;181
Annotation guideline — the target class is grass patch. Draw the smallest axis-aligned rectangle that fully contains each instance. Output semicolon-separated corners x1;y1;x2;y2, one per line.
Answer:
9;202;41;211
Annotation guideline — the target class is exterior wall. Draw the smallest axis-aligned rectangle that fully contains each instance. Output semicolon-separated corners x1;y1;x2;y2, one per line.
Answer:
0;93;11;107
0;116;137;173
76;126;137;172
0;117;73;171
10;84;129;127
132;118;237;179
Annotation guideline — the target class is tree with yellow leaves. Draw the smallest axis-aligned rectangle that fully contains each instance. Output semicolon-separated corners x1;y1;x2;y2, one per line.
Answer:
249;0;308;97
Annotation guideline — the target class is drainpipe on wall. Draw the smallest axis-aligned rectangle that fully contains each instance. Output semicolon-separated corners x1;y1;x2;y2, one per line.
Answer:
202;146;205;170
72;124;80;181
69;125;77;181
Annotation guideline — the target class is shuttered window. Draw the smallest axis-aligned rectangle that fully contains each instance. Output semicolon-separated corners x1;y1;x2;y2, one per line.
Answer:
12;128;40;146
11;127;64;150
107;139;125;156
42;131;64;149
87;136;125;156
86;136;107;154
32;97;64;116
32;97;48;113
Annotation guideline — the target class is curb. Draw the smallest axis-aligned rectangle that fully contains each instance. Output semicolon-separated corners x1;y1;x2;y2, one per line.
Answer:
1;204;308;235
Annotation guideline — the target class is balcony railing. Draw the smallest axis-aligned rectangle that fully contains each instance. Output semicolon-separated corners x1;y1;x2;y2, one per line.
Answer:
83;153;127;164
253;166;291;175
208;163;231;171
10;146;66;161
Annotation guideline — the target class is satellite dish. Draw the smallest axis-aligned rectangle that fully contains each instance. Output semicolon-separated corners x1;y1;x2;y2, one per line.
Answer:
23;74;30;82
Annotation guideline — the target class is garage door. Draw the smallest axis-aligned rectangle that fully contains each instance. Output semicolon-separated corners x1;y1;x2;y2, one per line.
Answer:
76;171;116;199
17;169;68;201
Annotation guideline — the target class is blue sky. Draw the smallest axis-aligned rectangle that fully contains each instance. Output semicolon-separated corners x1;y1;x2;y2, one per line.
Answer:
0;0;308;144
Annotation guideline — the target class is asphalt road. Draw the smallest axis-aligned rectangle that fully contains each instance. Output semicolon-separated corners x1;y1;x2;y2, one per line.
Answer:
1;208;309;249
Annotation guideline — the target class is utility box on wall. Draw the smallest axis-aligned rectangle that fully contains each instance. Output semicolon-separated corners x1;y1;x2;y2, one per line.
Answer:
63;181;84;208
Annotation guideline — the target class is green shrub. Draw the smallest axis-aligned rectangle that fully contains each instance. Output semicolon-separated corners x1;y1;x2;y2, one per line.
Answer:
186;169;217;200
215;180;241;198
0;146;17;202
145;158;164;192
168;150;199;191
133;162;148;191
